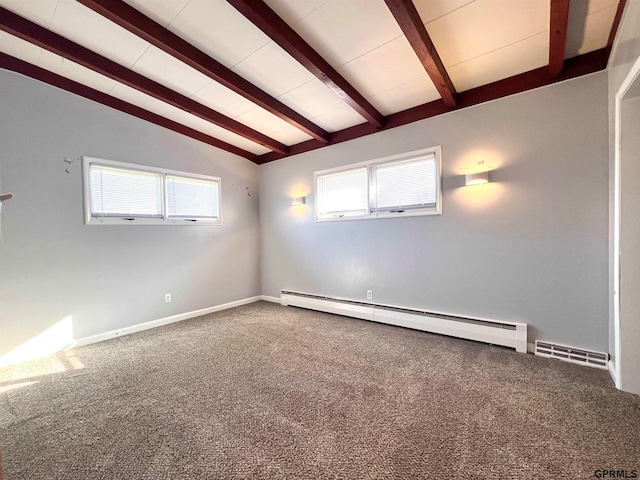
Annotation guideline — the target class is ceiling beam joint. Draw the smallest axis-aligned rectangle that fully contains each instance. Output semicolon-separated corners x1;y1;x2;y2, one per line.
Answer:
549;0;570;77
227;0;385;128
606;0;627;55
0;6;288;154
77;0;331;144
384;0;457;108
0;52;258;161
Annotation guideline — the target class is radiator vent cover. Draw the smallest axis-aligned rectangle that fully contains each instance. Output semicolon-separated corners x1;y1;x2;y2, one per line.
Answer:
535;341;608;369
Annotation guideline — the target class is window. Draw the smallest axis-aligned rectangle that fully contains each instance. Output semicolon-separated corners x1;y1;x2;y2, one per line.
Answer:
316;167;368;219
89;165;163;219
83;157;221;225
166;175;219;220
370;156;438;213
315;147;441;221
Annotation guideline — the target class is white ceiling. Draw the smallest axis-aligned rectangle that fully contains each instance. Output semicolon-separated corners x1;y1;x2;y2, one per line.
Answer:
0;0;621;159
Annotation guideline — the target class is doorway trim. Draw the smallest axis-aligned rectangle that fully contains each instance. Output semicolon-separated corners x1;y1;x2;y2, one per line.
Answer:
613;54;640;389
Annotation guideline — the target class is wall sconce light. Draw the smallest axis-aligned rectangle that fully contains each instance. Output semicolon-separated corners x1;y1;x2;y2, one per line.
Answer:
292;196;306;206
465;172;489;186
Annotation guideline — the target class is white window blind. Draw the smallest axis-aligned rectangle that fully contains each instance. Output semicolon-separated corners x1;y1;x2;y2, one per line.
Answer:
83;156;222;225
89;164;163;218
314;147;441;221
371;154;437;212
167;175;219;220
317;167;368;219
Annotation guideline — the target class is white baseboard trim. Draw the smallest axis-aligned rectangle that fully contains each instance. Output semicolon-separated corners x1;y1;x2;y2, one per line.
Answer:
261;295;281;304
69;296;262;350
608;360;618;386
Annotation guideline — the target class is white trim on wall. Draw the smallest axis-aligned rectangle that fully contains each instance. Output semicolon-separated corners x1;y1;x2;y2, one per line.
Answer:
608;360;618;385
260;295;281;303
613;54;640;389
69;296;262;349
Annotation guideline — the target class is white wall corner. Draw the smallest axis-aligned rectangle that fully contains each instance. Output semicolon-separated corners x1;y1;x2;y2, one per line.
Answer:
261;295;282;304
608;360;618;386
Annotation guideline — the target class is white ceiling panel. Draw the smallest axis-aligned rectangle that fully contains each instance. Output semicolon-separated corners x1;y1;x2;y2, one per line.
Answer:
277;78;354;119
426;0;549;68
235;106;311;139
260;124;312;146
0;30;117;94
368;76;441;116
0;0;58;29
174;120;271;156
109;83;192;121
232;41;314;98
37;48;118;94
164;0;271;69
122;0;190;27
311;106;365;132
109;83;269;155
264;0;330;25
289;0;403;68
203;126;271;155
49;0;150;68
413;0;474;24
448;32;549;93
337;36;428;98
190;80;258;119
585;0;620;15
131;45;212;98
566;4;618;58
0;30;43;66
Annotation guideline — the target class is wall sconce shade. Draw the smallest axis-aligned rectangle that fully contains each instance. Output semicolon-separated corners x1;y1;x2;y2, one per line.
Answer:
465;172;489;186
292;196;306;206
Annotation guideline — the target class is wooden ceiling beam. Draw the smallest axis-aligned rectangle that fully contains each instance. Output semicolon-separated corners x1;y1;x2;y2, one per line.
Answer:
607;0;627;55
384;0;457;107
227;0;385;128
549;0;570;77
0;52;258;161
257;48;608;164
77;0;330;144
0;6;288;154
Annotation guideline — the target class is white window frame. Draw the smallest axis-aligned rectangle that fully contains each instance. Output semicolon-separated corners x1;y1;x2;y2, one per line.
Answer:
315;166;369;219
314;146;442;222
82;156;222;226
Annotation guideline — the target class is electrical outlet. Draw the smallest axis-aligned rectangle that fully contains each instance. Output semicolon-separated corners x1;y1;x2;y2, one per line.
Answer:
165;293;172;303
367;290;373;300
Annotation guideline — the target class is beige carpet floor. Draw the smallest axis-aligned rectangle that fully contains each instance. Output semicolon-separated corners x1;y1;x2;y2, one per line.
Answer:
1;301;639;479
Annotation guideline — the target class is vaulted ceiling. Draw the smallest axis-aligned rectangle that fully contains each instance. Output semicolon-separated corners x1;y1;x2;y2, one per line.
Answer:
0;0;626;164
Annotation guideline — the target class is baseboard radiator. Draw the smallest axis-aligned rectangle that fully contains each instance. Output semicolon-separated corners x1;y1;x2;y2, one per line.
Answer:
281;291;527;353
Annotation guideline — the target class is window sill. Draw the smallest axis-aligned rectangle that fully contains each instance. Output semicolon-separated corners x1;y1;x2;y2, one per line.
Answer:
86;217;222;226
315;208;441;222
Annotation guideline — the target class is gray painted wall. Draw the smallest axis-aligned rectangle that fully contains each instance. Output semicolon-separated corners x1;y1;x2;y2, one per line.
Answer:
607;0;640;364
260;72;609;351
0;69;261;360
0;55;613;362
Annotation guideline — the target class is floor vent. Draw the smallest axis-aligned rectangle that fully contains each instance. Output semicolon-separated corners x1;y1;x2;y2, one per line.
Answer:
535;341;608;369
